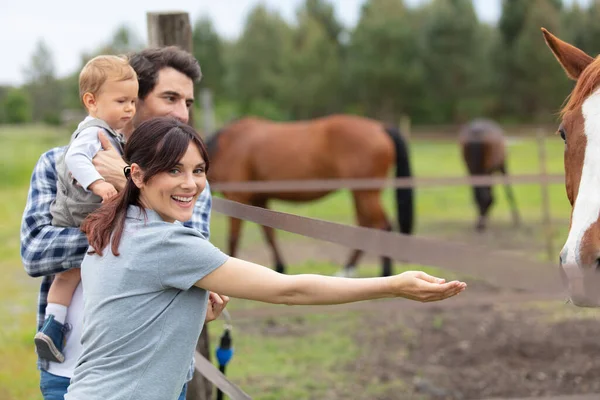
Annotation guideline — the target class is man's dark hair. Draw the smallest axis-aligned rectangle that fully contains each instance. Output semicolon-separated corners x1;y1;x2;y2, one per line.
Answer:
129;46;202;100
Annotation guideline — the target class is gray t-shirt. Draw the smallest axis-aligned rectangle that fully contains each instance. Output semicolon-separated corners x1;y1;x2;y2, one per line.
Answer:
65;206;229;400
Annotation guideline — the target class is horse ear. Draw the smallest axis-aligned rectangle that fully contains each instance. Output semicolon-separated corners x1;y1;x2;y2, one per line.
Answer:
542;27;594;80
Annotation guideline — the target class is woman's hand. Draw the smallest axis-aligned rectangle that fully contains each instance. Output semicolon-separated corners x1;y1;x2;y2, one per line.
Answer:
392;271;466;302
204;292;230;323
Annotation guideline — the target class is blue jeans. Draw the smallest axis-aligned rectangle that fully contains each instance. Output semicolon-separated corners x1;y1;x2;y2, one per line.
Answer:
178;382;188;400
40;370;70;400
39;369;188;400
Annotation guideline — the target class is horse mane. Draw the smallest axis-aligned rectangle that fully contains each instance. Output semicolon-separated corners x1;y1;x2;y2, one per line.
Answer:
561;56;600;117
205;117;243;158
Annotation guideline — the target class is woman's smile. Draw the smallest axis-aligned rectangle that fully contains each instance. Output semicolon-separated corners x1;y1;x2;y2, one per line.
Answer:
138;143;207;223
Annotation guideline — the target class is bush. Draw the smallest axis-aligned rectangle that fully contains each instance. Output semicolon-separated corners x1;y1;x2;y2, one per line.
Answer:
2;89;32;124
43;112;62;126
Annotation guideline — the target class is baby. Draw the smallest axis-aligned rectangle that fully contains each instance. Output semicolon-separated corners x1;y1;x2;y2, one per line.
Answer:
34;55;138;363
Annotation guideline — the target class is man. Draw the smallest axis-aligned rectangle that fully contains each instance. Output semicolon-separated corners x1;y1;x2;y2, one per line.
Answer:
20;46;228;400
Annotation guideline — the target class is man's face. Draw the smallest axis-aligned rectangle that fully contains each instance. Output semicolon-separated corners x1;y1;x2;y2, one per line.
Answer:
128;67;194;137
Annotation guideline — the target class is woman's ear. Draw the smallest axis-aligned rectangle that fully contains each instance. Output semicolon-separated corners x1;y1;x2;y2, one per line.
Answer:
130;163;144;189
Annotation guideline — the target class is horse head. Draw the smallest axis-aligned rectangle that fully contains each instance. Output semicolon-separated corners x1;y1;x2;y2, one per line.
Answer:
543;28;600;306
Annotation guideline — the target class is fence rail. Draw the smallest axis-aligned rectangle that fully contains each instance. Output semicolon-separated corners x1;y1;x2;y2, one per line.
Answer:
210;173;564;193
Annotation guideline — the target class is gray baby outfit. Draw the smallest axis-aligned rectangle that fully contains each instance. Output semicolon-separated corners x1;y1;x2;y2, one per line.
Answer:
50;116;125;227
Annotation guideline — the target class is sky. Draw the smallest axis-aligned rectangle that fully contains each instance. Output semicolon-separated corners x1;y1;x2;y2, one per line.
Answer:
0;0;590;86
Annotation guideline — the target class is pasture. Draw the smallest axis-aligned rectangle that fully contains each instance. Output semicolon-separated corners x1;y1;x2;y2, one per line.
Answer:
2;123;600;400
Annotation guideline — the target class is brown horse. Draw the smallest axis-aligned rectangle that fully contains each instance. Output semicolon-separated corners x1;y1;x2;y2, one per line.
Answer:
543;28;600;307
459;119;521;231
206;114;414;277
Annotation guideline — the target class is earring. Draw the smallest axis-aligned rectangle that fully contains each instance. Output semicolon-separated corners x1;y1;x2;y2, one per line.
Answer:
123;165;131;178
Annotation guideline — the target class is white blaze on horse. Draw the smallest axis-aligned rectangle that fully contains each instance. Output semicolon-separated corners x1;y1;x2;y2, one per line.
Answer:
543;28;600;307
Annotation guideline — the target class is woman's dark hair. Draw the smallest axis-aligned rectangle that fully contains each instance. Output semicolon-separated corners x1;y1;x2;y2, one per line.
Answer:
129;46;202;100
81;117;209;256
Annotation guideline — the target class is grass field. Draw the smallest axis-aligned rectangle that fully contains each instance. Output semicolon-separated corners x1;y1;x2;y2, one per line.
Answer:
0;123;572;399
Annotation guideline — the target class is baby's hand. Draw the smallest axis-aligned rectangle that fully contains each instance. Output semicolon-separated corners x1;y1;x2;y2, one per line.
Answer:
89;180;118;202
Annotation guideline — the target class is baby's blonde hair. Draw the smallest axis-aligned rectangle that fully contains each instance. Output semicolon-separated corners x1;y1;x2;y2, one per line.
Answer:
79;55;137;101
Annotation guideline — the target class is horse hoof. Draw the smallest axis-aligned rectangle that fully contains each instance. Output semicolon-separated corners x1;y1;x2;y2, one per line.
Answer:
275;263;286;274
475;220;486;232
334;266;357;278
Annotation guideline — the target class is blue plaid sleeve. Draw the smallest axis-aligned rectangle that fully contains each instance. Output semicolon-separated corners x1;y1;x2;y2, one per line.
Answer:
183;180;212;239
20;147;89;278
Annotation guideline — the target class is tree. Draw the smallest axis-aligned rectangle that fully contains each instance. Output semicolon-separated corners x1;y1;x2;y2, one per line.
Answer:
280;7;343;118
297;0;344;45
225;5;293;118
346;0;424;122
22;39;62;122
2;88;32;124
420;0;487;123
23;40;55;84
562;0;600;58
511;0;570;121
97;24;144;55
192;17;225;95
496;0;563;119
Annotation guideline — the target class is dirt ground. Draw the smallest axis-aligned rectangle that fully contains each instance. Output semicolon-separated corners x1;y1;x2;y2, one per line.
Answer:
352;297;600;400
230;220;600;399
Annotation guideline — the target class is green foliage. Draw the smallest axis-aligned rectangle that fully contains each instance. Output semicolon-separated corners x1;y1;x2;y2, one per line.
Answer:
280;15;342;118
11;1;600;127
100;24;144;54
420;0;486;123
225;6;293;113
512;0;571;121
346;0;425;122
563;0;600;57
2;88;32;124
246;98;290;121
192;17;225;95
297;0;344;44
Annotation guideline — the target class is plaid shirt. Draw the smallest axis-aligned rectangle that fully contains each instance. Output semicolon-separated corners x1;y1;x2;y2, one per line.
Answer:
20;146;212;373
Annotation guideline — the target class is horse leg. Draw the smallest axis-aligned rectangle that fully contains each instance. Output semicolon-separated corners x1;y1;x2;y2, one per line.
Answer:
228;217;243;257
253;199;286;274
473;184;493;232
336;190;393;277
336;249;363;277
499;163;521;227
261;225;286;273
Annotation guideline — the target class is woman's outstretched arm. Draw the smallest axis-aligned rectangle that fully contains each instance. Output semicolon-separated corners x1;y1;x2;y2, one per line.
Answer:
195;257;466;305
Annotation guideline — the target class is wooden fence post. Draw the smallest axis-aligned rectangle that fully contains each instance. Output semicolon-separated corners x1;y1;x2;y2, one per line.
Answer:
147;11;197;129
537;128;554;262
147;12;213;400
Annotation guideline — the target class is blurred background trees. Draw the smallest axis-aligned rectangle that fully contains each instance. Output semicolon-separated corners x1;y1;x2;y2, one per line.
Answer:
5;0;596;130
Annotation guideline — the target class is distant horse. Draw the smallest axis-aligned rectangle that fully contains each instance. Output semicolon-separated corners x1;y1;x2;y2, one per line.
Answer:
458;119;520;231
206;114;414;277
543;28;600;307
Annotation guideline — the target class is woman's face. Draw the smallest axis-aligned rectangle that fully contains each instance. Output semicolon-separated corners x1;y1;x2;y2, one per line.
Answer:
137;143;207;223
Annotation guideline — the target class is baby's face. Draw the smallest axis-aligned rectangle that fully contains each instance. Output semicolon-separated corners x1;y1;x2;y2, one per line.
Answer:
92;78;138;131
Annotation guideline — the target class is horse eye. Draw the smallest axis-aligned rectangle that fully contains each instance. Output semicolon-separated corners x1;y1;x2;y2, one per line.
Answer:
559;128;566;142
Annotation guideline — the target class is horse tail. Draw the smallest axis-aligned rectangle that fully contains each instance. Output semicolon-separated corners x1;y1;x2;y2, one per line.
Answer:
384;126;414;235
464;141;485;176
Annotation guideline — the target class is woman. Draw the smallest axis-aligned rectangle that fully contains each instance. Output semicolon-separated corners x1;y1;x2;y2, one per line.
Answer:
65;117;466;400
